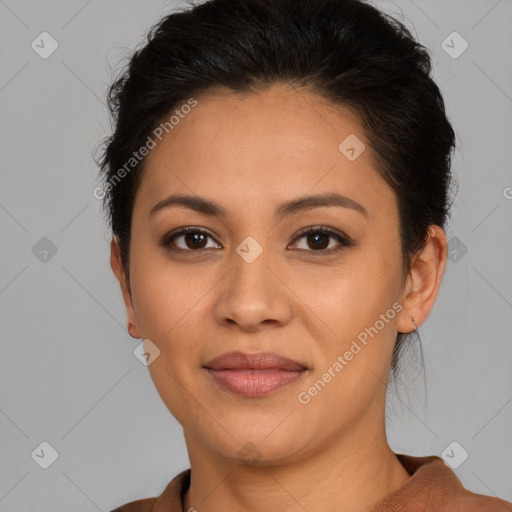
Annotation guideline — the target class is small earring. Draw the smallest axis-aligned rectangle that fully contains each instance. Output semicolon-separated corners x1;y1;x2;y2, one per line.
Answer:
411;318;417;332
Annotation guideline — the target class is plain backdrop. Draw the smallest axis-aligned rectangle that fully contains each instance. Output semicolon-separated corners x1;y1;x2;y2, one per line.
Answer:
0;0;511;510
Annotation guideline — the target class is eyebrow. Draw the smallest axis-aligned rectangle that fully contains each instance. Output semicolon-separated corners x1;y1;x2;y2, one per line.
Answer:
150;192;368;219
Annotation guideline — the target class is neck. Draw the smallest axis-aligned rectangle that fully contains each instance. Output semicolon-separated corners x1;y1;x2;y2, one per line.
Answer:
182;425;410;512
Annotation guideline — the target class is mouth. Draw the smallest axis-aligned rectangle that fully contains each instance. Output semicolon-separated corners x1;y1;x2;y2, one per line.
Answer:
202;351;309;397
204;368;308;397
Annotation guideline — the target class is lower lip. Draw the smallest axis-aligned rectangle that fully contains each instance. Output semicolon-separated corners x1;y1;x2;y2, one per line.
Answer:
205;368;307;397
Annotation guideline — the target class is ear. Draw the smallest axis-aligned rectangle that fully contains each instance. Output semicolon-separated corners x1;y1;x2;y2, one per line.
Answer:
397;225;448;333
110;237;141;339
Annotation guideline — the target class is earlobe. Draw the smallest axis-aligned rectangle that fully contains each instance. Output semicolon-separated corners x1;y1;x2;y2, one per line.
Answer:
397;225;448;333
110;237;141;339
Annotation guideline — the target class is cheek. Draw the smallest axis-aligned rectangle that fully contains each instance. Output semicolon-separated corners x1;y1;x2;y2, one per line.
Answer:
295;272;400;416
129;257;208;421
294;251;400;333
129;243;220;365
293;248;402;392
129;241;195;335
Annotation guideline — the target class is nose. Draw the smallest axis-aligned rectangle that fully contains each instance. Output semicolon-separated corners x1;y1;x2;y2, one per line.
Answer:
212;242;293;332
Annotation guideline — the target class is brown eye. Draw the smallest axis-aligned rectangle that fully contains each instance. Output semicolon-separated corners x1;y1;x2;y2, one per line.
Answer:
161;225;352;255
180;232;208;249
162;227;220;252
291;226;352;253
305;232;330;250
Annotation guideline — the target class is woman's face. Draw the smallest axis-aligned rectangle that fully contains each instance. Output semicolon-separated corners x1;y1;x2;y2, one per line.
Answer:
113;84;431;465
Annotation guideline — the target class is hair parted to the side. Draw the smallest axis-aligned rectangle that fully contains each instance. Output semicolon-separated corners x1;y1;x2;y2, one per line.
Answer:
96;0;457;381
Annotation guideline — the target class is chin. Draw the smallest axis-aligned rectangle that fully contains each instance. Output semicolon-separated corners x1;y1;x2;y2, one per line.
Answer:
206;423;308;465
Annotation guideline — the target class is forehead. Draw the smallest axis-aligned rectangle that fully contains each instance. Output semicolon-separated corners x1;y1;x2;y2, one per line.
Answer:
135;84;396;219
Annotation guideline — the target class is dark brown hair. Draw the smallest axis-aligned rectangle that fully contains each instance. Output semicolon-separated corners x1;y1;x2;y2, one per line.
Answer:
96;0;456;379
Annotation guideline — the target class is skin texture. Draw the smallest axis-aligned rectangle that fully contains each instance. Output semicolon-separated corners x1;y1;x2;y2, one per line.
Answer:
111;84;448;512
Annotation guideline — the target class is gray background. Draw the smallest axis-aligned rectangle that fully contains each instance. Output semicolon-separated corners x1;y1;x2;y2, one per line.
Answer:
1;0;511;510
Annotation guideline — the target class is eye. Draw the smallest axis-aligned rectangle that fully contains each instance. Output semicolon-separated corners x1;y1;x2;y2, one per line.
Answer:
161;225;352;254
289;225;352;254
162;226;220;252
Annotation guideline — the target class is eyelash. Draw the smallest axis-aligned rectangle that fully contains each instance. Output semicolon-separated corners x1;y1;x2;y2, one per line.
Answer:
161;225;353;255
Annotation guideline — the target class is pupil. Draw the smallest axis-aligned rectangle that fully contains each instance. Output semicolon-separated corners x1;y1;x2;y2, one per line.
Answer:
309;233;328;250
186;233;206;249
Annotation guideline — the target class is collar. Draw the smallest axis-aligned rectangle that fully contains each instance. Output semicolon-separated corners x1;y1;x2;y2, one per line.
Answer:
147;453;512;512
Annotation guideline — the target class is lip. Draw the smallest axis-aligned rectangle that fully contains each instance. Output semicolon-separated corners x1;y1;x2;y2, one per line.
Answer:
203;351;309;397
203;351;309;371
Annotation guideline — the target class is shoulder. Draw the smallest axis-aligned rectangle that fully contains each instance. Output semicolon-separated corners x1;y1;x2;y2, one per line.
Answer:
109;497;157;512
449;492;512;511
389;453;512;511
107;469;191;512
437;486;512;511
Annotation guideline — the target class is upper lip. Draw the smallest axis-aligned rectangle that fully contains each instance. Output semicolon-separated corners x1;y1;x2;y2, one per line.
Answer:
203;351;309;371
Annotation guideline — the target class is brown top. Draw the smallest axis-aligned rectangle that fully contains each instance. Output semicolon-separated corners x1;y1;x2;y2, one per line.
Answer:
110;453;512;512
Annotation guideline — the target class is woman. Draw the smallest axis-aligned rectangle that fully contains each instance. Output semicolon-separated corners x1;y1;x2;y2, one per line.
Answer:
98;0;512;510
